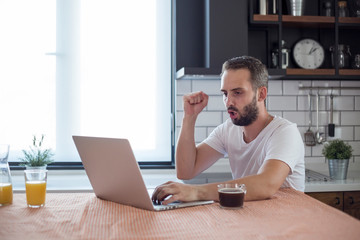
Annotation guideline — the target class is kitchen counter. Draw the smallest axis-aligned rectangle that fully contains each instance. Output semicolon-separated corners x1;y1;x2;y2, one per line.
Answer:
9;162;360;193
305;163;360;192
10;169;180;193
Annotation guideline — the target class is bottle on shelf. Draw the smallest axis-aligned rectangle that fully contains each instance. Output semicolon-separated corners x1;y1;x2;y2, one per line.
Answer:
271;0;277;15
323;1;333;17
338;1;349;17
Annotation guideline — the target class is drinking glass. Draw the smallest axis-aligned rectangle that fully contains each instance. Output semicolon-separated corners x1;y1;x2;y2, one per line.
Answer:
0;144;13;206
24;169;48;208
218;183;246;209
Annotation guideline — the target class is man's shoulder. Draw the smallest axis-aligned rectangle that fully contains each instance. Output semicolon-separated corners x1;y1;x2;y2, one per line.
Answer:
272;116;297;129
267;116;300;138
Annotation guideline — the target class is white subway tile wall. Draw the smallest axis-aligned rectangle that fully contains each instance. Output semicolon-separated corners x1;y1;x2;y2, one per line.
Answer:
176;79;360;167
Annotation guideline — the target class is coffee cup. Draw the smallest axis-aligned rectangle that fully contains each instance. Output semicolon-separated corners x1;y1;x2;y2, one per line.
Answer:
217;183;246;209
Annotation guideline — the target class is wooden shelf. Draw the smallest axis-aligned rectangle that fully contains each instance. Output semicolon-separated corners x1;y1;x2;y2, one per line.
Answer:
252;15;336;27
282;15;335;23
253;14;278;22
339;69;360;75
339;17;360;24
286;68;335;75
253;15;360;25
282;15;334;28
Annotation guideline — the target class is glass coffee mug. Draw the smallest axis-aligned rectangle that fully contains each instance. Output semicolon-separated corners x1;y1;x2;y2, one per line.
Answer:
218;183;246;209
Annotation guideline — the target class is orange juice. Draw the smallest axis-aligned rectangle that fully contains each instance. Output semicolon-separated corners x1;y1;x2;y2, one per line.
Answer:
25;181;46;206
0;183;13;205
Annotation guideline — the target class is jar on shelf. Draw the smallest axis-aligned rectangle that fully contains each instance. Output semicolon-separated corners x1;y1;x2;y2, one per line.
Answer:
271;40;290;69
259;0;268;15
352;54;360;69
323;1;332;17
329;45;352;69
338;1;349;17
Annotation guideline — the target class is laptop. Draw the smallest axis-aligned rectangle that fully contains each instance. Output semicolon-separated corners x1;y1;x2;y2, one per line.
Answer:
72;136;214;211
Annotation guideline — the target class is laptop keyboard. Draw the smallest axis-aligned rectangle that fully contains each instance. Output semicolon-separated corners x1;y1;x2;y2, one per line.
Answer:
153;200;162;206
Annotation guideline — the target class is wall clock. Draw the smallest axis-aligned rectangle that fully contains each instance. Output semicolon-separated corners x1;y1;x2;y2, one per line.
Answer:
293;39;325;69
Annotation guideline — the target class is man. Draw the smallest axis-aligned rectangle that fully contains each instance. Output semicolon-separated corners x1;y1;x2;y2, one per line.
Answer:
152;56;304;205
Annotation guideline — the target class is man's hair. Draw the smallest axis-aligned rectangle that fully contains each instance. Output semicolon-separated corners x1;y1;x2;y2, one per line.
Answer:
221;56;268;91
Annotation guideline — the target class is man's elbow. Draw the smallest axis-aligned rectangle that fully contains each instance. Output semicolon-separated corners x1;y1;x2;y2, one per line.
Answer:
262;181;282;198
176;173;192;180
251;181;281;200
176;170;195;180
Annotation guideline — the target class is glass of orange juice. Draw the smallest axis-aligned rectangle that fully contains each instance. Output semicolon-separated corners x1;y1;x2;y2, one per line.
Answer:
24;169;48;208
0;144;13;206
0;183;13;206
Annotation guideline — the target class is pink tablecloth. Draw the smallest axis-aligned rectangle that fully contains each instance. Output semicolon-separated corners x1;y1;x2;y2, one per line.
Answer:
1;188;359;240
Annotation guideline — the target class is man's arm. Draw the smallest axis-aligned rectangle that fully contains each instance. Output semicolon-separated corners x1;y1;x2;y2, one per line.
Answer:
176;91;223;180
152;159;290;205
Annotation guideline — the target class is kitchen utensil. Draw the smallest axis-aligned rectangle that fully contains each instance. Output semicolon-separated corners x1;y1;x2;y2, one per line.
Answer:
304;93;316;146
305;169;330;182
287;0;305;16
315;92;324;144
328;94;335;137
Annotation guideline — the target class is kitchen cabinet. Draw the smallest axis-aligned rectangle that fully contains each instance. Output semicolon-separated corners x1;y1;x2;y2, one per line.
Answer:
248;0;360;80
176;0;248;73
344;191;360;220
307;191;360;220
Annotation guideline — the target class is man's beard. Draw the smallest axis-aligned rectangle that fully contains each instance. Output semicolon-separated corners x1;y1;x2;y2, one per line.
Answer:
228;95;259;126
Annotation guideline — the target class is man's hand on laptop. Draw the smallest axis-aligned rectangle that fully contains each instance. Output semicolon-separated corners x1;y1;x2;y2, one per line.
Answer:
151;181;202;205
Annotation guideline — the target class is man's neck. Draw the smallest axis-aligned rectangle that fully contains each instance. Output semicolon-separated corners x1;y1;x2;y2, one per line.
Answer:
242;112;272;143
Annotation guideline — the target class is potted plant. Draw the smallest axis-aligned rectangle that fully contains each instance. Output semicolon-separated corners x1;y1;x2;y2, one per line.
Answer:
19;135;54;170
322;139;353;180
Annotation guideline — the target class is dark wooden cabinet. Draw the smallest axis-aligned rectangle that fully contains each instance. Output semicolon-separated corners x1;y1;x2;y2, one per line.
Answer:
249;0;360;80
344;191;360;220
307;192;343;210
307;191;360;220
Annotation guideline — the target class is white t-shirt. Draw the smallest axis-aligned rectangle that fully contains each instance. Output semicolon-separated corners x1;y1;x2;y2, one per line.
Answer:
203;116;305;191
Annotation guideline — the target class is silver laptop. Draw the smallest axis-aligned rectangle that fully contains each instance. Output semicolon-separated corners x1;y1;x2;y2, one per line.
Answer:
72;136;213;211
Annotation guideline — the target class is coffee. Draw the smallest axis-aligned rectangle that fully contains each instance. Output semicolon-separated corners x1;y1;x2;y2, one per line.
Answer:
218;188;245;209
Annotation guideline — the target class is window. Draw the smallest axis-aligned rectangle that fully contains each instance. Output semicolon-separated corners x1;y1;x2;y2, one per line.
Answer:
1;0;174;167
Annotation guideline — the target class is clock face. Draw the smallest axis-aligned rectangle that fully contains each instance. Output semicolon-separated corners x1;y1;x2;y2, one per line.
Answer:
293;39;325;69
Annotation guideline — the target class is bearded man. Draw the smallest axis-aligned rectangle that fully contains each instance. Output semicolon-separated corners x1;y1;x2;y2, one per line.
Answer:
152;56;305;205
